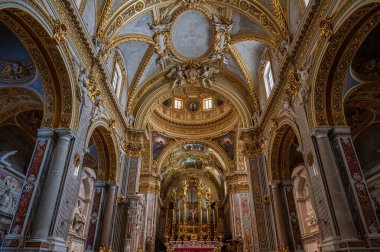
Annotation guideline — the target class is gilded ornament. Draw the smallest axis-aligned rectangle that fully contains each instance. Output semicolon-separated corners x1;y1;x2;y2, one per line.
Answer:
52;19;67;44
319;19;333;40
135;1;145;12
263;193;271;204
117;195;126;204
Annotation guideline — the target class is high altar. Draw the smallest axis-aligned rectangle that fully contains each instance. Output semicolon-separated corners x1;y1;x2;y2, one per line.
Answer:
164;176;223;252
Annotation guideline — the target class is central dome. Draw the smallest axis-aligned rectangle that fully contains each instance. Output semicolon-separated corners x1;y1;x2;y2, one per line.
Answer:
171;10;212;58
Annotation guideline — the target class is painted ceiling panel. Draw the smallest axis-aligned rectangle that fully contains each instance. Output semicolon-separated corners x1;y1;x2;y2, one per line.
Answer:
118;41;151;87
234;41;266;85
137;53;161;86
231;11;268;37
118;11;154;37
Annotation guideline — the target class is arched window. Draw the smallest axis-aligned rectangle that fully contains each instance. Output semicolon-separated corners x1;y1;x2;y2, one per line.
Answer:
304;0;310;6
264;61;275;97
112;63;122;97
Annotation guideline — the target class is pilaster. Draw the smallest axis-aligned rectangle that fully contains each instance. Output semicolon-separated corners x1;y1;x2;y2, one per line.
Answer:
239;128;276;251
124;195;146;252
311;126;365;251
2;128;55;250
139;173;160;252
226;172;255;251
25;128;75;252
330;126;380;246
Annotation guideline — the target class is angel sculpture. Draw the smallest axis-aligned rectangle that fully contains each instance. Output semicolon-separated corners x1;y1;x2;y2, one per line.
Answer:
200;65;219;87
166;65;186;88
78;67;89;106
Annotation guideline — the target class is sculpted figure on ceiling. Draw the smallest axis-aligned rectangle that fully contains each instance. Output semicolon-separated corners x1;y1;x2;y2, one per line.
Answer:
147;1;232;89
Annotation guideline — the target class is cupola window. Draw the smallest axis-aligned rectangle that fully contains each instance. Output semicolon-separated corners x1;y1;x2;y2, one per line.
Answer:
203;98;213;110
174;98;183;109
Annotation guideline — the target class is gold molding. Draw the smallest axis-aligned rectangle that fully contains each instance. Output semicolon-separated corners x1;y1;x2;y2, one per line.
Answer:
108;33;154;49
230;34;275;48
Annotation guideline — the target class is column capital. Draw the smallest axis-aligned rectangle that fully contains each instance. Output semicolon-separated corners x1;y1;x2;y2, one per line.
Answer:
311;126;332;139
106;180;117;188
282;180;293;187
139;173;160;195
37;128;54;138
226;172;249;193
238;128;265;157
123;128;149;157
331;126;351;138
269;180;282;188
54;128;75;141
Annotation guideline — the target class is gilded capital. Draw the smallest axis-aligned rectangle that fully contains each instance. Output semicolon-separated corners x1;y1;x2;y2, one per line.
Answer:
123;129;149;157
225;171;249;193
139;172;160;195
239;128;264;157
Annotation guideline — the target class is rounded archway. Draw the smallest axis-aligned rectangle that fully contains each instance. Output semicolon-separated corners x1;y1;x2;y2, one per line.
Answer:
311;3;380;127
0;6;76;243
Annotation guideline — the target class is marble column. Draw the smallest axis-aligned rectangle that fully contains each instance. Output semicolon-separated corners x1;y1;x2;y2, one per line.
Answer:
2;128;55;249
330;126;380;245
270;180;288;248
26;128;75;250
99;182;117;248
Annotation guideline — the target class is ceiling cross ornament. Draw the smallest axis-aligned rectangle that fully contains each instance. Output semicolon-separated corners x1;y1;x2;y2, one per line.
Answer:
148;1;233;89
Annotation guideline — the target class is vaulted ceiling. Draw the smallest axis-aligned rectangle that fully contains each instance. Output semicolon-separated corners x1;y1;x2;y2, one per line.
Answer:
77;0;306;135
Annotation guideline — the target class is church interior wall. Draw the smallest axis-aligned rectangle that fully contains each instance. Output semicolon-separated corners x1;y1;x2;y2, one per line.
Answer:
1;1;380;251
